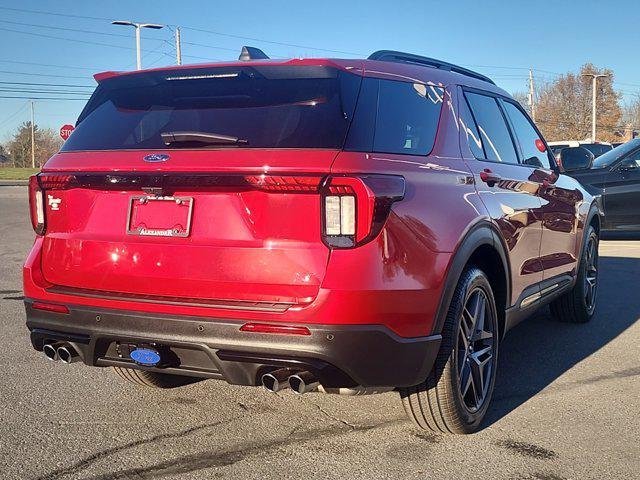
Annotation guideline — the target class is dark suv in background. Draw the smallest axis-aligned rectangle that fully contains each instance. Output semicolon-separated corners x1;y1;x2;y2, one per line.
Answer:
24;49;601;434
560;139;640;232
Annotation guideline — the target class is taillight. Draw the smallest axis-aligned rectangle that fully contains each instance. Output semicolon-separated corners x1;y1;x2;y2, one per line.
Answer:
28;176;45;235
28;174;77;235
321;175;405;248
244;175;322;192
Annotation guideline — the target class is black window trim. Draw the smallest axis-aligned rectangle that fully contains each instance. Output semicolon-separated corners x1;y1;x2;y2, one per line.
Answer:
461;86;558;172
498;97;556;171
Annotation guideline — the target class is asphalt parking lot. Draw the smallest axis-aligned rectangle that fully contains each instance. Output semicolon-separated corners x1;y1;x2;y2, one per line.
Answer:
1;185;638;480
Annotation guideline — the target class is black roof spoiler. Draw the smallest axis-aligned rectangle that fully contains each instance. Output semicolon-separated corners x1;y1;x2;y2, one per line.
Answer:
368;50;495;85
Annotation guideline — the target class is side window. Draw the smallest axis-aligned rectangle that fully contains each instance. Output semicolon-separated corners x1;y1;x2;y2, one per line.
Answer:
501;101;552;169
464;92;518;164
459;93;485;159
373;80;444;155
619;149;640;170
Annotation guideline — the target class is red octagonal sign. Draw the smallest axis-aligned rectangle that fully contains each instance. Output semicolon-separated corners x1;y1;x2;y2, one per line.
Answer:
60;124;75;141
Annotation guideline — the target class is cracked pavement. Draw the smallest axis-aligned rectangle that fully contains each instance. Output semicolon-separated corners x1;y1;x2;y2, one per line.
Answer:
1;186;639;479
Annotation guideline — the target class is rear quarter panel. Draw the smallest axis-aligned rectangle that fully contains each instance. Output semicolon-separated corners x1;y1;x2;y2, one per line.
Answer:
327;87;487;337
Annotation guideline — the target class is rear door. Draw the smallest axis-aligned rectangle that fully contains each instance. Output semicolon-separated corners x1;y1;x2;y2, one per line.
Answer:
459;89;544;304
603;149;640;230
499;99;583;282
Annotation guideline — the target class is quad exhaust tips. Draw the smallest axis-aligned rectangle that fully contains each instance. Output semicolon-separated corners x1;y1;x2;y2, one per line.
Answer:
288;371;320;395
57;346;79;364
43;343;59;362
261;368;296;392
261;369;319;394
42;344;80;364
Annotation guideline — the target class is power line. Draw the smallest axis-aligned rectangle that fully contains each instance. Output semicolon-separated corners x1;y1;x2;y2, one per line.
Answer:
178;25;364;56
0;26;135;51
0;6;113;22
0;59;107;72
0;19;163;42
0;70;91;80
0;81;94;88
0;88;91;96
0;95;89;100
0;101;29;128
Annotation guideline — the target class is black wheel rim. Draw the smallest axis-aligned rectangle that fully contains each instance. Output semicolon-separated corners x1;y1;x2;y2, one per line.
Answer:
584;235;598;313
456;287;495;413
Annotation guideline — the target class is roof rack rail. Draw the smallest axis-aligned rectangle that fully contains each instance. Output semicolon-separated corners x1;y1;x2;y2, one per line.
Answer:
368;50;495;85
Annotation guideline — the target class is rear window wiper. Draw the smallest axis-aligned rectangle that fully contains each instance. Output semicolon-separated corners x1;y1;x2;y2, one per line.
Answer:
161;131;248;147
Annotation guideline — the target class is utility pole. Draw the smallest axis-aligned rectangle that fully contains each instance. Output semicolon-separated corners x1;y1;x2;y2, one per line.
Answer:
583;73;609;142
175;27;182;65
30;100;35;169
112;21;165;70
528;69;536;122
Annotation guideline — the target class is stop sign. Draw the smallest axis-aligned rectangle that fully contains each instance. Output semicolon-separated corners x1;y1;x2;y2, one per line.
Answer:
60;124;75;141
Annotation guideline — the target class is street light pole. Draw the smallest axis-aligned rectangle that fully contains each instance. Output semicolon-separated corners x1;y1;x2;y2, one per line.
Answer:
111;20;164;70
583;73;609;142
30;100;35;169
175;27;182;65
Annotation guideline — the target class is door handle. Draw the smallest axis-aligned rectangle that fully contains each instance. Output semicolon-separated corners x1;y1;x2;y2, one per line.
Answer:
479;169;502;186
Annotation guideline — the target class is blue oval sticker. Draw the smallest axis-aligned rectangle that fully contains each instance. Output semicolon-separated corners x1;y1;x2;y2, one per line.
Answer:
143;153;170;163
130;348;161;366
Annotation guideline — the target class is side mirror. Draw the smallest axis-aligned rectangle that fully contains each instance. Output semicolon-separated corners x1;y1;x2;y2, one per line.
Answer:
618;159;639;173
560;147;594;172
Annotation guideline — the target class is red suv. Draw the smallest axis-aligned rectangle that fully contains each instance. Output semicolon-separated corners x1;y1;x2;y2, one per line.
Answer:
24;49;601;434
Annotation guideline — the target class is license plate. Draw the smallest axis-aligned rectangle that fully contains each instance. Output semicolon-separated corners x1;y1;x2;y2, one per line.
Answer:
126;196;193;237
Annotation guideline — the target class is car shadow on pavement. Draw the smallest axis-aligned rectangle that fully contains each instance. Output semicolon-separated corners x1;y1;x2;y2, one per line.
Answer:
484;255;640;427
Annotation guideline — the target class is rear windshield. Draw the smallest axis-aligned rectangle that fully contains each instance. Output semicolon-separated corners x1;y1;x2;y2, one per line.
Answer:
581;143;613;158
63;66;362;151
592;138;640;168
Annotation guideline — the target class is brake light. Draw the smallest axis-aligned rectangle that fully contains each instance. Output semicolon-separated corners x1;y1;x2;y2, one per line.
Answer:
28;176;45;235
240;322;311;336
28;174;78;235
244;175;321;192
321;175;405;248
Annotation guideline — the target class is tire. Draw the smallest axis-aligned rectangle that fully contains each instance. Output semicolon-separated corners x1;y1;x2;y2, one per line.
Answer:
550;225;599;324
399;267;499;434
112;367;201;389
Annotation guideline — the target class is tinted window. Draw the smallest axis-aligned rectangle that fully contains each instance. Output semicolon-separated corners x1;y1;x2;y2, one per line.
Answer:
345;78;444;155
459;95;485;159
501;101;551;168
464;92;518;164
373;80;444;155
63;66;361;151
581;143;613;158
592;139;640;168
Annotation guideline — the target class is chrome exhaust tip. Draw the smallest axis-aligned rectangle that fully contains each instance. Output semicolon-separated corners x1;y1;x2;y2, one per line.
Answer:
288;371;319;395
57;346;79;364
43;344;59;362
261;368;295;393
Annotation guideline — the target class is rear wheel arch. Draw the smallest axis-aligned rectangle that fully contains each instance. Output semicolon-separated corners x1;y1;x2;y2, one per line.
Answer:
432;221;511;339
577;202;602;269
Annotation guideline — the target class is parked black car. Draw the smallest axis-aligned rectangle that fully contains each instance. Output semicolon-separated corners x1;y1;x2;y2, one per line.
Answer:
562;139;640;231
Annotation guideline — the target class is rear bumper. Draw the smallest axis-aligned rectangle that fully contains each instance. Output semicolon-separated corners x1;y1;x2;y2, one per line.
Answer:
25;299;441;388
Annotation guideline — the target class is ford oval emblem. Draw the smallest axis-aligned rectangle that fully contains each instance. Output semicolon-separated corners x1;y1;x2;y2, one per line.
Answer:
143;153;170;163
130;347;162;366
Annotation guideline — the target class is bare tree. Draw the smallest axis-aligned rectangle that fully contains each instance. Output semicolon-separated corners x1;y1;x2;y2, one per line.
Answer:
535;64;621;142
6;122;63;168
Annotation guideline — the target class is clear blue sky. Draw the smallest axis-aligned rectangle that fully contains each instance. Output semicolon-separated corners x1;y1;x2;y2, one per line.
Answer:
1;0;638;141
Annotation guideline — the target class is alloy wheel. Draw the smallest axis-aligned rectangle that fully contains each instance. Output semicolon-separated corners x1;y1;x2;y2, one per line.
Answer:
584;235;598;313
456;287;495;413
